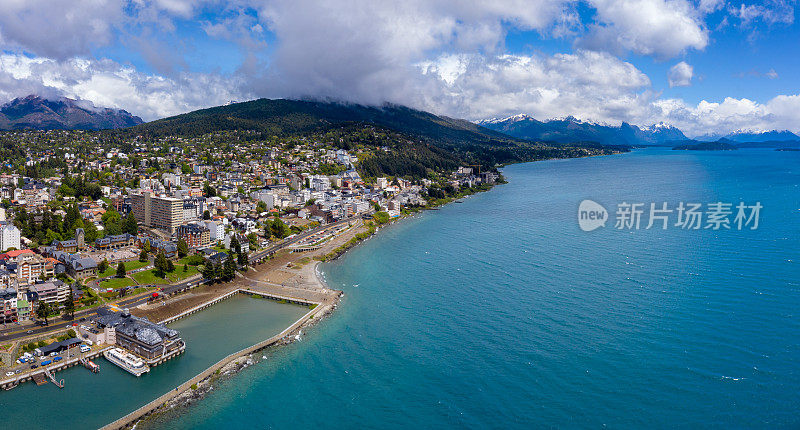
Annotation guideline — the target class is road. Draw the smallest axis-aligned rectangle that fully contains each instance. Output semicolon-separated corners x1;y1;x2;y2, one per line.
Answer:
249;215;362;263
0;216;362;344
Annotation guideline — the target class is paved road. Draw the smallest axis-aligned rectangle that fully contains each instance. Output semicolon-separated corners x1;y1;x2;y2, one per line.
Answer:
0;216;362;343
249;215;363;263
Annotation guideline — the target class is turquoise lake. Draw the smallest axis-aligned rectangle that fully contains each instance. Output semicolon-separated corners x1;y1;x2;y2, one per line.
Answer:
0;295;308;429
145;148;799;429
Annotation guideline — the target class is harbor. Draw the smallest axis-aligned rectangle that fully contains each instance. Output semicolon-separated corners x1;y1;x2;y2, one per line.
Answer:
0;294;309;429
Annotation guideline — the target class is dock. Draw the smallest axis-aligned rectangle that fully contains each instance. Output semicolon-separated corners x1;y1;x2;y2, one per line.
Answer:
0;346;110;390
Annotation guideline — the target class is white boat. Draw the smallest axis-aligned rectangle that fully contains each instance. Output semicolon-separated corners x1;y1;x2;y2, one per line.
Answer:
103;348;150;377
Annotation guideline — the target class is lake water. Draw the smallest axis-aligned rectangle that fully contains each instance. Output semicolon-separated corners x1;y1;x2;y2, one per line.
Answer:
17;148;800;429
148;148;799;429
1;294;308;429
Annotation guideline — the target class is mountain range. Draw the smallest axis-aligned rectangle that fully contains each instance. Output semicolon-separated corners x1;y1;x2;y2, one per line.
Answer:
478;114;800;147
477;114;688;146
117;98;627;167
0;95;143;131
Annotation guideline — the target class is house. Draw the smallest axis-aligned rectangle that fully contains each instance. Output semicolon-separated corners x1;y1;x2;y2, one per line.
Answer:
0;287;17;324
53;239;78;253
66;257;98;280
30;280;70;305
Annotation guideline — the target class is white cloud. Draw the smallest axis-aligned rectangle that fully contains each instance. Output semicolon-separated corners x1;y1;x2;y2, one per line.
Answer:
730;0;795;26
581;0;709;58
0;0;124;60
0;54;245;121
415;50;652;122
668;61;694;87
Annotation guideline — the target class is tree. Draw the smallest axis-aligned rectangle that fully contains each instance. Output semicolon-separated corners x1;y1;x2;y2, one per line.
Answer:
183;263;188;272
201;261;215;281
166;258;175;273
36;301;50;325
230;234;242;255
269;217;290;239
154;251;168;278
139;247;149;262
237;248;248;267
177;238;189;258
98;259;109;274
223;254;236;281
256;201;267;213
203;210;211;220
116;262;126;278
62;296;75;320
124;211;138;235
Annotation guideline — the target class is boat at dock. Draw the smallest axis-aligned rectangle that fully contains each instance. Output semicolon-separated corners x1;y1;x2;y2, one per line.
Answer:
103;348;150;377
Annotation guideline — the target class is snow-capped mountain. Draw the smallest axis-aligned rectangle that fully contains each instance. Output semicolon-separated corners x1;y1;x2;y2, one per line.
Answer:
0;95;143;131
477;114;687;146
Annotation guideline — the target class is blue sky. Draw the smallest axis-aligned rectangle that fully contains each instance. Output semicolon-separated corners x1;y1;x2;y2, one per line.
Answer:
0;0;798;136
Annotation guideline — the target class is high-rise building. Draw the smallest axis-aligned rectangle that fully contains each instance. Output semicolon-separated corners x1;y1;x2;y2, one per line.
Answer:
131;191;184;233
0;222;20;252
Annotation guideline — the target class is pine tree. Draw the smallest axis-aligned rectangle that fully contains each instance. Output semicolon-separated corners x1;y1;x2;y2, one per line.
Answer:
36;301;50;325
116;262;126;278
154;251;168;278
124;211;138;235
139;247;148;262
62;296;75;320
223;254;236;281
177;238;189;258
201;261;215;281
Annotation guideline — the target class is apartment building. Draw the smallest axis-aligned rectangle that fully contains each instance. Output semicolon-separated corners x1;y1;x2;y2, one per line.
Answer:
131;191;184;233
176;223;211;250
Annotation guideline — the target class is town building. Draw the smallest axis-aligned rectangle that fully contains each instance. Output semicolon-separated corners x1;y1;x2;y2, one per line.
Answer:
177;223;210;250
0;223;20;252
131;191;184;233
95;310;184;362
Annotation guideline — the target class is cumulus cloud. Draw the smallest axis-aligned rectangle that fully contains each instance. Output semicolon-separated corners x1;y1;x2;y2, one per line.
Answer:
0;0;124;60
0;54;245;121
730;0;795;26
0;0;797;137
580;0;709;58
668;61;694;87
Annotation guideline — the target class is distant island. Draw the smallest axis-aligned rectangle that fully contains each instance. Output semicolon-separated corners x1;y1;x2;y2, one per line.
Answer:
672;140;738;151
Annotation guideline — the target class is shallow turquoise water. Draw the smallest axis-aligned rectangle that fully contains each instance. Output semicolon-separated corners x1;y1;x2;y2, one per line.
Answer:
0;295;307;429
85;149;800;428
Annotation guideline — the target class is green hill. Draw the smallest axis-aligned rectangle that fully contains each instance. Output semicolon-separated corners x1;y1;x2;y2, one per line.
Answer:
120;98;628;169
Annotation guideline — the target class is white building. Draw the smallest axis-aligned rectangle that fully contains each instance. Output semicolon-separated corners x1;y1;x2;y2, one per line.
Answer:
204;221;225;242
0;223;21;252
376;177;388;189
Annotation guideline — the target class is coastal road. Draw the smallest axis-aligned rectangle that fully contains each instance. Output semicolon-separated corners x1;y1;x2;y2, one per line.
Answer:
0;217;362;343
249;215;365;264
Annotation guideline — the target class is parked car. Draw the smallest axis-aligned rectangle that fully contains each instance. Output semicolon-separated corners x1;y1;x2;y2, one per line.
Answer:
53;357;63;362
40;360;52;366
5;371;14;377
29;364;37;369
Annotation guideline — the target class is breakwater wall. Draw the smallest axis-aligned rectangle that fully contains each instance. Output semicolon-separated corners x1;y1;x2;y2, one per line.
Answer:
100;298;331;430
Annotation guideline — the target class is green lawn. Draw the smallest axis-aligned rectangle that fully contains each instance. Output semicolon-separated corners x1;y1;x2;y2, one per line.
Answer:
98;259;151;278
132;265;200;285
98;277;135;289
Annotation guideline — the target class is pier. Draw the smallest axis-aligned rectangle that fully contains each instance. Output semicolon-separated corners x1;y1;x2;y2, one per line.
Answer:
100;291;338;430
0;346;109;390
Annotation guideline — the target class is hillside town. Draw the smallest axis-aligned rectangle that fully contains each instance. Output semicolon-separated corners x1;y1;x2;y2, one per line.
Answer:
0;128;498;372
